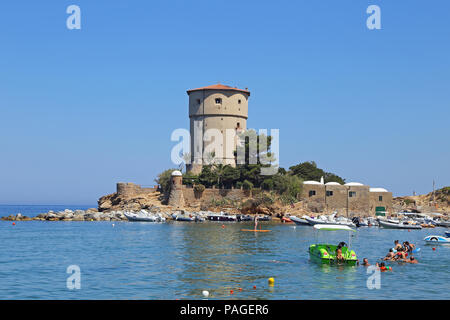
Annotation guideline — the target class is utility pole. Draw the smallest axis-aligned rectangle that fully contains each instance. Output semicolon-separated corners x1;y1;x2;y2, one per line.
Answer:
432;180;436;208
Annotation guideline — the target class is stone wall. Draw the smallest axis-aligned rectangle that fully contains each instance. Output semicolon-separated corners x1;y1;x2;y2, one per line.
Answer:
347;185;370;216
300;184;326;213
325;185;348;214
181;186;259;207
116;182;157;196
301;183;392;217
369;191;393;215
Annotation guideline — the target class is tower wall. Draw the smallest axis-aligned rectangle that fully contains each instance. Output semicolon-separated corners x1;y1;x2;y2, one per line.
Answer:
187;88;249;174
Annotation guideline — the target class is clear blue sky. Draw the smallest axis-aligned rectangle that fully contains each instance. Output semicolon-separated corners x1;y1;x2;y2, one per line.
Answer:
1;0;449;204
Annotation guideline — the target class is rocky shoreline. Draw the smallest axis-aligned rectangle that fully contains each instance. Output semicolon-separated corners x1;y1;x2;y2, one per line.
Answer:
0;207;244;222
1;207;177;222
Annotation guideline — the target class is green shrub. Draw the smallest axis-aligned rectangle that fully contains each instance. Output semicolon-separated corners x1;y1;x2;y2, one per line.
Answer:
194;184;205;193
242;180;254;190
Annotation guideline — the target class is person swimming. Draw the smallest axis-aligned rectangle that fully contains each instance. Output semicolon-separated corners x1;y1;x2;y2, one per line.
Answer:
394;240;402;251
405;256;418;264
384;249;395;261
361;258;370;266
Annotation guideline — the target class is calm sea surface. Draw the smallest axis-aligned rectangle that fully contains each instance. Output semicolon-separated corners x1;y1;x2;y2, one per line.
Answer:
0;205;449;300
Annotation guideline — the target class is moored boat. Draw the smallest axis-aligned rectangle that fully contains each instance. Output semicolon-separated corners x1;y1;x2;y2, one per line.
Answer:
124;210;158;222
290;216;310;225
379;220;422;230
207;212;237;222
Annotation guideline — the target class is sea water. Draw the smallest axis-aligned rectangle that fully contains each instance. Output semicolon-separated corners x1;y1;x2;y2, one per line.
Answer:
0;205;449;299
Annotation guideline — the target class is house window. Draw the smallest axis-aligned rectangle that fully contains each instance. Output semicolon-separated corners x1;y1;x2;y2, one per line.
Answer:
309;190;316;197
379;196;383;201
349;191;356;197
215;98;222;104
196;99;201;105
326;191;333;196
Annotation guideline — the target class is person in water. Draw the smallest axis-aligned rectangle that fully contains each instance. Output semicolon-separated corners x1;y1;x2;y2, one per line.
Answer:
361;258;370;266
393;248;407;261
254;215;259;231
384;249;395;261
405;241;415;251
394;240;402;251
335;244;345;262
405;256;418;264
379;262;392;271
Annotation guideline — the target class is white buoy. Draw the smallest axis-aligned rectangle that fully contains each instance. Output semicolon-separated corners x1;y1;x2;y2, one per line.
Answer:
112;224;115;227
202;290;209;297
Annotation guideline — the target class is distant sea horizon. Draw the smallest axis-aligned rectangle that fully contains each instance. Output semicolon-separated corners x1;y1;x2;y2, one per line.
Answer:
0;204;97;218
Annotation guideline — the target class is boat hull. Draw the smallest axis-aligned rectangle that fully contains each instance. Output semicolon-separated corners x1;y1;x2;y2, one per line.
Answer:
379;220;422;229
290;216;310;225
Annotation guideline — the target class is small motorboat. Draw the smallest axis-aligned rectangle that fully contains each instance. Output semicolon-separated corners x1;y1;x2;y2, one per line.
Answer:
207;212;237;222
124;210;158;222
281;216;293;223
424;235;450;244
237;214;253;222
436;220;450;228
171;211;202;222
305;215;356;228
445;231;450;237
379;220;422;230
257;215;272;221
290;216;310;225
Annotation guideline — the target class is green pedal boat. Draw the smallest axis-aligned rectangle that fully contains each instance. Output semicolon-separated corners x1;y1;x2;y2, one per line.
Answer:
309;225;358;265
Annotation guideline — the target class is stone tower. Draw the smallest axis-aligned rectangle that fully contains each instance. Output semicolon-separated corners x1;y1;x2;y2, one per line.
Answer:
186;84;250;174
168;170;185;207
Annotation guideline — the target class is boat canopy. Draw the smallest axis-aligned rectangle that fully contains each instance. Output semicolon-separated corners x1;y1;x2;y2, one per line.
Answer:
313;224;356;232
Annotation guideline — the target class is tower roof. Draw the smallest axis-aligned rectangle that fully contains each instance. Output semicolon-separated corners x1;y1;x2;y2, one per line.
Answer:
187;84;250;96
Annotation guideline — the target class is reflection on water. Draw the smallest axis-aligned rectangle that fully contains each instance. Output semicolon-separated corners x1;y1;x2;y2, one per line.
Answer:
0;220;449;299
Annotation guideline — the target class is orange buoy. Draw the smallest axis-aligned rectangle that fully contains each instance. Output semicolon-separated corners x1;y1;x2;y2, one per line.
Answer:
12;222;16;226
433;247;436;251
253;285;256;289
221;225;225;229
238;288;242;291
230;290;234;294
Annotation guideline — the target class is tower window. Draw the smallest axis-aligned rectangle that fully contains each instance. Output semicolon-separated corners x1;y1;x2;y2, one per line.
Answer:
215;98;222;104
237;122;240;128
238;99;241;104
349;191;356;197
309;190;316;197
326;191;333;196
379;196;383;201
196;99;201;104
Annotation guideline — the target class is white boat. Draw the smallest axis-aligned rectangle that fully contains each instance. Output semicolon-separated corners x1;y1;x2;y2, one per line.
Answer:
436;220;450;228
379;220;422;230
172;211;204;222
290;216;310;225
207;212;237;222
304;215;356;228
124;210;158;222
